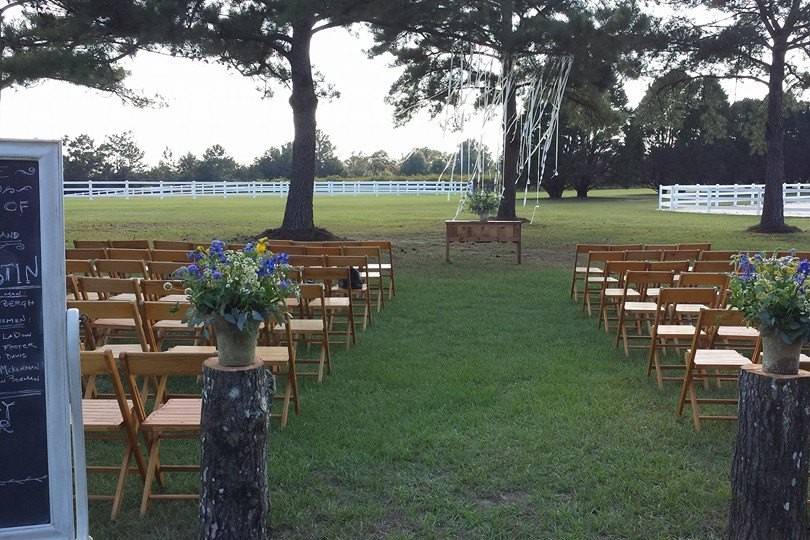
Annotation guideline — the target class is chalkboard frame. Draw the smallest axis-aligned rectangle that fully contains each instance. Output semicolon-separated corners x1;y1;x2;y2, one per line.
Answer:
0;140;75;540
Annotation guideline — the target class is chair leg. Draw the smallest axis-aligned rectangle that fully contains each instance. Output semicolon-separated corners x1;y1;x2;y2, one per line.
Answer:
111;445;133;520
140;438;161;516
689;382;701;431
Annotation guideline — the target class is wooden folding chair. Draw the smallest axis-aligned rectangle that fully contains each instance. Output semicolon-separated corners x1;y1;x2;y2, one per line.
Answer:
358;240;397;298
77;276;142;302
68;300;151;357
646;261;690;298
276;283;332;382
647;287;719;388
306;245;341;256
581;251;626;315
327;255;372;330
67;274;82;301
121;352;208;515
94;259;149;279
153;240;196;251
81;350;147;520
569;244;609;300
148;261;186;280
142;301;206;351
302;266;357;349
677;309;752;431
75;239;110;248
66;248;107;260
699;250;736;261
107;248;151;261
343;246;386;311
597;260;646;332
614;271;676;356
110;240;151;249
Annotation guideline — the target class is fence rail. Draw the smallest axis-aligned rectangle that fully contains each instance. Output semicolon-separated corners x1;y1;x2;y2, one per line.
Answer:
659;183;810;213
64;179;472;199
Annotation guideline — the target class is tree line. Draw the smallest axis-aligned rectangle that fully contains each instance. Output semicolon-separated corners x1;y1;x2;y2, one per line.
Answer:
63;133;494;182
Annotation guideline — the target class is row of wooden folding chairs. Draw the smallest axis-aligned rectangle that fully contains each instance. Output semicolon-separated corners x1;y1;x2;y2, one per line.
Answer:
570;243;717;301
73;238;398;298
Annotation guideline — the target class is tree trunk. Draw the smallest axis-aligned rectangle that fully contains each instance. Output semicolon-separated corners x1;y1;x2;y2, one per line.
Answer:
199;357;271;540
758;43;789;232
727;364;810;540
280;19;318;233
497;0;518;220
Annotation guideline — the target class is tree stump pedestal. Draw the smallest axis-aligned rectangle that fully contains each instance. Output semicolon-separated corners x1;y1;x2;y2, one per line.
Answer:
199;357;271;540
728;364;810;540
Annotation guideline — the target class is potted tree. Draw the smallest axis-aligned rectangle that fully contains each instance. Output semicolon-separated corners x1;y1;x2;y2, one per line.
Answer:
729;253;810;375
178;239;298;367
466;190;501;221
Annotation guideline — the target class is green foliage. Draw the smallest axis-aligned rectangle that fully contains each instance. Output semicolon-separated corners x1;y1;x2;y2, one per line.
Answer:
729;254;810;343
179;239;297;330
465;190;500;215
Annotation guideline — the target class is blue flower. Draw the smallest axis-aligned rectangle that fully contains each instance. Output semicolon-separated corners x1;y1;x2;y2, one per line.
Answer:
280;279;291;290
211;270;223;280
243;242;255;253
257;258;276;277
798;259;810;275
738;254;756;282
187;250;204;262
272;252;289;266
210;240;225;253
187;264;202;277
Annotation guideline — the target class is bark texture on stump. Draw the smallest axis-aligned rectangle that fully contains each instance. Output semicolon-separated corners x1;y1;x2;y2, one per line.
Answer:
728;364;810;540
199;357;271;540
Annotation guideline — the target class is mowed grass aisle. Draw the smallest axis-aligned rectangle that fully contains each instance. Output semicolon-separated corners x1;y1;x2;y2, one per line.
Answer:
67;192;810;539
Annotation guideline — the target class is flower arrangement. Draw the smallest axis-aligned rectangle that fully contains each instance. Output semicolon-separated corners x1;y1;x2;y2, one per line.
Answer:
466;190;500;218
177;239;298;331
729;253;810;344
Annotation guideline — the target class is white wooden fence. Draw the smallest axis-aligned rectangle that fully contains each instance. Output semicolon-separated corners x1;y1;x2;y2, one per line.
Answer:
659;183;810;213
63;179;471;199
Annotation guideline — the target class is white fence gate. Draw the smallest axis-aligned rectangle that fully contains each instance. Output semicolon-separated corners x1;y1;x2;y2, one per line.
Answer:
659;183;810;216
63;179;471;199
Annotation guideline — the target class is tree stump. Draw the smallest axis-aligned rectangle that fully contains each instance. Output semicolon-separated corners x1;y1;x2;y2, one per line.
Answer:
199;357;271;540
728;364;810;540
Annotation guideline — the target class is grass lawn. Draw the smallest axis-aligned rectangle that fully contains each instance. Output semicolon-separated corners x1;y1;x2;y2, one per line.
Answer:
66;191;810;539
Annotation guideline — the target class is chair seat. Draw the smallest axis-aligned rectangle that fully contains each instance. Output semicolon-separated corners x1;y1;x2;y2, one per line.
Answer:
366;272;382;279
310;298;350;309
167;346;288;369
647;288;660;297
158;294;188;303
717;326;759;339
675;303;708;314
94;318;137;329
576;266;603;274
588;276;617;283
153;320;191;329
604;288;640;297
142;398;201;431
94;343;146;356
367;263;391;271
656;325;698;336
284;319;325;333
693;349;750;367
623;302;658;312
108;293;137;302
82;399;132;429
286;297;300;308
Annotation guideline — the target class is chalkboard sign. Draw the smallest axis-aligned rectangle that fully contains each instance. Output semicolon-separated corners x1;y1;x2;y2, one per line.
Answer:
0;141;79;540
0;159;50;528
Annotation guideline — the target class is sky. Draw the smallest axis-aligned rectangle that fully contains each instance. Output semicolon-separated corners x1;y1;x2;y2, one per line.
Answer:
0;26;768;166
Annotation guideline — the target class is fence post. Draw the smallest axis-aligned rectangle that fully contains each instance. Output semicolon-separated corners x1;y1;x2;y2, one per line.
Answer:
159;180;164;200
88;179;94;200
223;180;227;199
672;184;679;209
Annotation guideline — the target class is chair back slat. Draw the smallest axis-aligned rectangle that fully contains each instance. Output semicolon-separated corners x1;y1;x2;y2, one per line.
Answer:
77;277;142;302
94;259;149;278
663;249;700;262
67;259;96;276
648;260;690;273
148;261;186;280
66;248;107;260
153;240;196;251
699;250;737;261
625;250;662;261
107;248;151;261
140;280;185;301
288;254;325;267
678;243;711;251
150;249;192;262
692;260;733;272
74;240;110;248
678;272;730;289
110;240;151;249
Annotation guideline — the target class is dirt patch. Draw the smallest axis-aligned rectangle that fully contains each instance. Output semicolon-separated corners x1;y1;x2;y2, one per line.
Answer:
476;489;531;508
